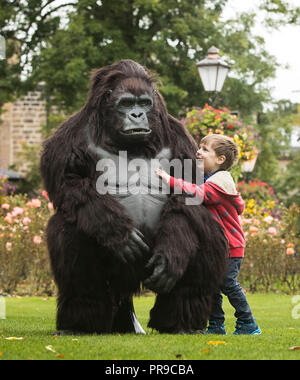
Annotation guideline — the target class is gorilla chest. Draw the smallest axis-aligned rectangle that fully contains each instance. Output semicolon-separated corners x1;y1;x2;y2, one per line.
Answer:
96;152;169;233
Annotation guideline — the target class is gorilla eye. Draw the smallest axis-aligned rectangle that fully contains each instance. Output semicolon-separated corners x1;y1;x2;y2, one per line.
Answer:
118;98;135;108
138;99;153;107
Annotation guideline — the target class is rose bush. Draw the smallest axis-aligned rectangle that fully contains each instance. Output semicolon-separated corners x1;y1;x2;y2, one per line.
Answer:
0;192;55;295
0;191;299;295
240;204;300;293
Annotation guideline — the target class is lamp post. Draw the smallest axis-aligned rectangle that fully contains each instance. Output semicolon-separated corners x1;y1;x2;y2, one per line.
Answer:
196;46;230;106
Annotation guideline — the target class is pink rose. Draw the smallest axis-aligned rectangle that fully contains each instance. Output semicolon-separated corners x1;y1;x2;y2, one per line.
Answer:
42;190;50;201
33;236;42;244
12;207;24;217
249;226;259;233
6;242;12;251
1;204;10;210
22;217;32;226
31;199;42;208
48;202;54;211
4;213;13;224
27;199;42;208
268;227;277;236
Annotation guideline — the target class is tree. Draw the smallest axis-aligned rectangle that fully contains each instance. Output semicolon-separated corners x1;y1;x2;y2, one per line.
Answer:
1;0;300;116
0;0;77;109
27;0;285;116
259;0;300;26
253;100;297;185
277;148;300;206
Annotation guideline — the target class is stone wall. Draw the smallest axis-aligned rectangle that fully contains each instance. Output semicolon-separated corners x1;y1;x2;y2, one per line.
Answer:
0;89;47;176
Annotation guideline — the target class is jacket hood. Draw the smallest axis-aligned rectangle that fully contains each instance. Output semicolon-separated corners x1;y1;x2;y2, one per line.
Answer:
206;171;237;195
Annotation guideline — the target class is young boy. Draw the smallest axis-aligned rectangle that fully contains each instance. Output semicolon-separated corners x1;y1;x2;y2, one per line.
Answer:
156;134;261;335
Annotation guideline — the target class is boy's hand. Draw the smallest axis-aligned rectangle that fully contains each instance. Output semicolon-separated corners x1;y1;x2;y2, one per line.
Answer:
156;168;171;184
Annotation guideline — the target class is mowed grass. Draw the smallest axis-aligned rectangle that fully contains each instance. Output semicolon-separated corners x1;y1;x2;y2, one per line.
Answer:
0;293;300;360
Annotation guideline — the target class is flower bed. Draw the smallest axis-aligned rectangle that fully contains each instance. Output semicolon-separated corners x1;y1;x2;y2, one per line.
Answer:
239;205;300;293
237;179;281;219
0;193;55;295
0;191;299;295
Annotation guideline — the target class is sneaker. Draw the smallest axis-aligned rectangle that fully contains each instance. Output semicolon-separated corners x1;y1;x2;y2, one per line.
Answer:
205;321;227;335
233;320;262;335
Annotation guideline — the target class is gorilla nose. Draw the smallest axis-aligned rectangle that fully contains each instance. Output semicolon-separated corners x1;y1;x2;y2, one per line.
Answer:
132;112;143;118
129;111;145;122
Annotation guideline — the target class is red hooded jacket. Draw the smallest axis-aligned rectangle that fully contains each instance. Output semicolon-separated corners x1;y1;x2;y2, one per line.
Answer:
169;171;246;257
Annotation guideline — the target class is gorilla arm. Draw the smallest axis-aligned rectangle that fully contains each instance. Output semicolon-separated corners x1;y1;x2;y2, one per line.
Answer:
144;197;199;293
40;132;149;264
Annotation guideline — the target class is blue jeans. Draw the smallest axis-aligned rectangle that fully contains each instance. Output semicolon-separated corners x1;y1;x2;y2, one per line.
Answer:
210;258;254;325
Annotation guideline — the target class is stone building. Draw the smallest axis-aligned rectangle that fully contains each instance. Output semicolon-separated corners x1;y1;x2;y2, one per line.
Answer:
0;87;47;176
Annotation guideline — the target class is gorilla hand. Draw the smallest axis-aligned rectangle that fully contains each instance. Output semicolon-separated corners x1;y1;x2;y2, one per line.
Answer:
118;228;150;265
144;253;178;294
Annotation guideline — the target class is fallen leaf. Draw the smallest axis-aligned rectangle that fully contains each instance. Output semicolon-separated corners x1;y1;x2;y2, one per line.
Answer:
56;353;65;358
289;346;300;351
0;352;3;356
175;354;182;358
71;339;79;342
201;349;211;354
5;337;25;341
45;345;56;353
207;341;226;346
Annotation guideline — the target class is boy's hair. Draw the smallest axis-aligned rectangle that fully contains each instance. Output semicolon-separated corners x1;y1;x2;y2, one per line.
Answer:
200;134;239;170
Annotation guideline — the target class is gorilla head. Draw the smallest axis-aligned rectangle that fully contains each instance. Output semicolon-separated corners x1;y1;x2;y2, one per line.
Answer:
108;77;154;142
84;60;173;155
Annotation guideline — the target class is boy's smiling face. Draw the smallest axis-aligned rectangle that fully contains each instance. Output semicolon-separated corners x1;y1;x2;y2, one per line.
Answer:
196;142;226;175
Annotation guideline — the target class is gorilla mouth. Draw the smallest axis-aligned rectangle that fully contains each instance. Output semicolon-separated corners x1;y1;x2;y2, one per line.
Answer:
120;128;152;136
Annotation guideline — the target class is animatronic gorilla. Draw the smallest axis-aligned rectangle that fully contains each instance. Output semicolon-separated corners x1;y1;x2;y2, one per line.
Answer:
41;59;228;335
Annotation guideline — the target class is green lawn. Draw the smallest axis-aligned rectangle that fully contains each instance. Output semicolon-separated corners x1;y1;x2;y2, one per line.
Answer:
0;294;299;360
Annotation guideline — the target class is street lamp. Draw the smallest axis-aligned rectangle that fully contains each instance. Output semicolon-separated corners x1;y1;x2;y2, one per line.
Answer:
196;46;230;105
0;35;6;60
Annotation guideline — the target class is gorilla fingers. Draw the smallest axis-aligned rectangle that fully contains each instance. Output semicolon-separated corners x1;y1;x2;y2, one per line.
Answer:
144;253;178;294
118;228;150;265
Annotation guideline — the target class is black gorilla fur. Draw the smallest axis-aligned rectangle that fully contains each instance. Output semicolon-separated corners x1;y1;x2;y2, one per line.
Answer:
40;59;228;334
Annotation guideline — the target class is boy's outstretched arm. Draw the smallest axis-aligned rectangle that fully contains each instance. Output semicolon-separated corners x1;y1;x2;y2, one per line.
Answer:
156;169;220;205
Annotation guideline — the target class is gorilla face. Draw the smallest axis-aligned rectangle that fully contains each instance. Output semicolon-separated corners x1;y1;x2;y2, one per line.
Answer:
104;77;157;145
116;92;153;141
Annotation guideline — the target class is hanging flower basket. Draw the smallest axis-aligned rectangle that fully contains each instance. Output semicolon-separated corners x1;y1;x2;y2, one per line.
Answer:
182;104;260;163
